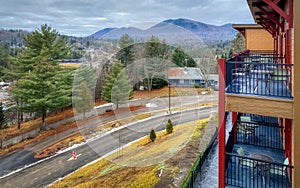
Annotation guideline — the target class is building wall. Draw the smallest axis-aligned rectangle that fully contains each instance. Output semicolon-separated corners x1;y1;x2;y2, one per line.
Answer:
245;29;274;51
170;79;204;87
293;0;299;187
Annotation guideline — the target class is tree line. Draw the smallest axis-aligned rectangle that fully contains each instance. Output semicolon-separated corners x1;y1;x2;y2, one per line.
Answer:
0;24;244;130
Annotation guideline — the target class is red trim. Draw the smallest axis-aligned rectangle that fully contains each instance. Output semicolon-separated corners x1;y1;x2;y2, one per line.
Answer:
218;58;226;188
289;0;293;28
285;119;292;163
256;5;284;30
232;112;237;144
263;0;289;20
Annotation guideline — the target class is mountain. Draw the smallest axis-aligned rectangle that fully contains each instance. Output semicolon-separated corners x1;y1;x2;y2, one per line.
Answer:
90;28;116;39
89;18;237;45
0;29;29;47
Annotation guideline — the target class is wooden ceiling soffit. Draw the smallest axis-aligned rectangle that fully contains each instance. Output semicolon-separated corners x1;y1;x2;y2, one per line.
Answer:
255;6;283;30
258;21;276;36
252;0;293;28
256;16;278;34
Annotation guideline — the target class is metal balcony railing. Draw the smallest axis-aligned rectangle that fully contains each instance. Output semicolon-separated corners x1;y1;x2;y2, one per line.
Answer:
225;113;294;188
225;61;293;99
236;120;284;150
226;153;293;188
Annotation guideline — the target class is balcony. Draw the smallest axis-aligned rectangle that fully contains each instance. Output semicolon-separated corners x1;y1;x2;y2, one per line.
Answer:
226;53;293;99
225;114;294;188
224;51;294;119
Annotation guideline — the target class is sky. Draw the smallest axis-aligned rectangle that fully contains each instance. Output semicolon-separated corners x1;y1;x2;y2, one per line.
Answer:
0;0;254;37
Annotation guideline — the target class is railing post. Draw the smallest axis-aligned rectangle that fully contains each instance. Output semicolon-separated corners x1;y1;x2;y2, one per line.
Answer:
232;112;237;144
218;58;226;188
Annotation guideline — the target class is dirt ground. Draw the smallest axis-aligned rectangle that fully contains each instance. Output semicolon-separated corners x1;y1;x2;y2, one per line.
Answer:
155;117;217;187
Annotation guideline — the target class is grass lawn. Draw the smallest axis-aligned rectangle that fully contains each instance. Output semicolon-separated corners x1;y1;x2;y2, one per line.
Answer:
49;118;211;188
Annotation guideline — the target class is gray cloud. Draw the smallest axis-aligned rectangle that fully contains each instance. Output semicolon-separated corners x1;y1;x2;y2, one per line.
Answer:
0;0;254;36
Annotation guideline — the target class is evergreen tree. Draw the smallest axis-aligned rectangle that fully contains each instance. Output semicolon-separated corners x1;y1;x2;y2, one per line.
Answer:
172;47;196;67
116;34;134;67
142;36;170;91
166;119;173;134
144;36;170;59
149;129;156;142
230;33;245;54
0;44;11;79
0;102;6;129
9;24;71;129
73;64;96;93
102;61;133;108
73;81;94;118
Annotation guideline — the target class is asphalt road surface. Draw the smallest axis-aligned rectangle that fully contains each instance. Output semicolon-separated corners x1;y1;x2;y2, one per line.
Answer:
0;94;217;178
0;106;216;188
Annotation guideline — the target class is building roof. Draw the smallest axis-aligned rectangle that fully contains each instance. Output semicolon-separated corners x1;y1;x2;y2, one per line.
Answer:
168;67;203;80
232;24;263;29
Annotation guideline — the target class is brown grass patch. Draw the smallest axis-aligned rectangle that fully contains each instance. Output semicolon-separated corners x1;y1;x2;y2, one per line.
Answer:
34;133;84;158
133;86;209;99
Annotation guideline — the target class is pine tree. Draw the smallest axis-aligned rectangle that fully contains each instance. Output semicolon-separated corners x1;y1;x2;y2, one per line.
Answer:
142;36;170;91
9;24;71;129
149;129;156;142
116;34;134;67
0;102;6;129
73;64;96;91
102;61;133;108
231;33;245;54
172;47;196;67
166;119;173;134
73;81;94;118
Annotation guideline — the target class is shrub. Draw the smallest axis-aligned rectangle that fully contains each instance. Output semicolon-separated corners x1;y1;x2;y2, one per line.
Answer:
193;83;200;88
149;129;156;142
166;119;173;134
0;102;6;129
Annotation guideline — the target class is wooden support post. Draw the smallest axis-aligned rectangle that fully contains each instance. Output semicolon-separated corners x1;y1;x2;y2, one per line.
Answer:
218;58;226;188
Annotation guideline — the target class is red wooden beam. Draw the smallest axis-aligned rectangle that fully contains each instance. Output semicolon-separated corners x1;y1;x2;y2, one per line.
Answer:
273;0;280;5
232;112;237;144
289;0;293;28
218;58;226;188
263;0;289;20
258;18;277;33
258;21;276;36
255;5;284;30
257;15;278;30
257;17;278;34
235;28;246;37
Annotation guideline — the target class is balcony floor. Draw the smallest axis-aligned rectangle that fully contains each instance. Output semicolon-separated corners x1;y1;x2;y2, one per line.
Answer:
226;76;292;99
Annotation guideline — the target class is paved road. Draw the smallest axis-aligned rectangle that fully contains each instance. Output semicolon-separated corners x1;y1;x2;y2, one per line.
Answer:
0;106;216;188
0;94;217;178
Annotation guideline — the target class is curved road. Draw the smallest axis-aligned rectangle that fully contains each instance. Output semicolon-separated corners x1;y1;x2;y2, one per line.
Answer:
0;106;216;188
0;94;217;178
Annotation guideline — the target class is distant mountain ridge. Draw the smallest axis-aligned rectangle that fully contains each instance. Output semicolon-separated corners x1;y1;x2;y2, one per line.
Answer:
90;18;237;44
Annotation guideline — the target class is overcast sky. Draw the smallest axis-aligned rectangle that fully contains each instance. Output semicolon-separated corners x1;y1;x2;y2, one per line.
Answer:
0;0;254;37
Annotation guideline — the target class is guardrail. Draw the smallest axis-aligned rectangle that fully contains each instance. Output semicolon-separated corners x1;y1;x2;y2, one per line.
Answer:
181;127;218;188
225;61;293;98
226;153;293;188
236;120;284;150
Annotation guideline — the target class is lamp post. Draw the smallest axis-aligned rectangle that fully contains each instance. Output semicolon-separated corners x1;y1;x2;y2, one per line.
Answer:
168;80;171;113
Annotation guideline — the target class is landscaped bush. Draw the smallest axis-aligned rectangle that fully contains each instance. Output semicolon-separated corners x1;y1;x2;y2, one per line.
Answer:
193;83;200;88
149;129;156;142
166;119;173;134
